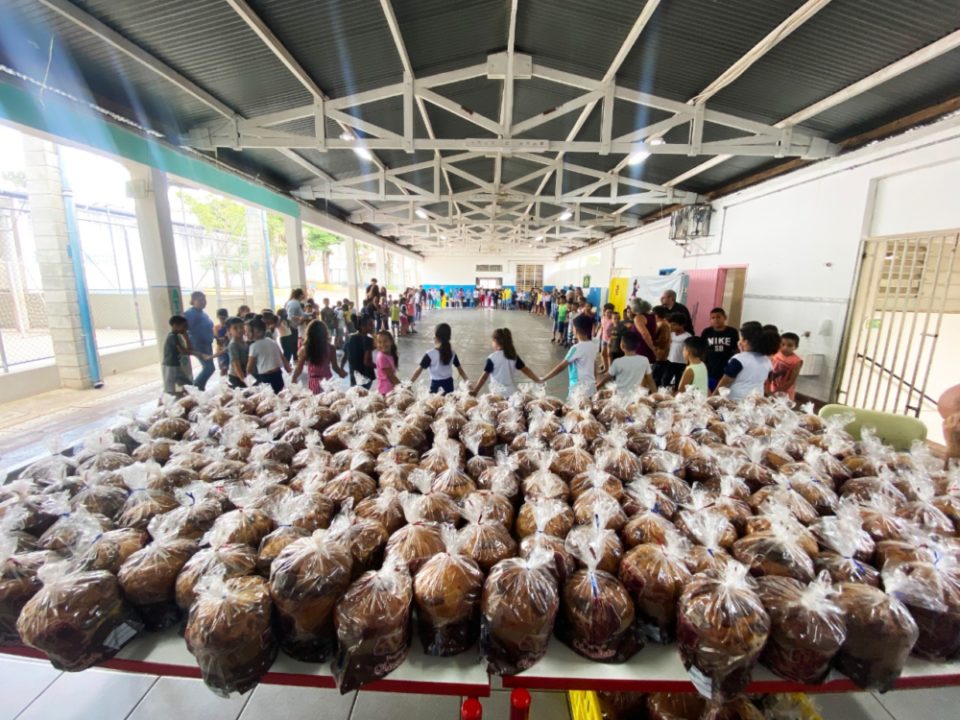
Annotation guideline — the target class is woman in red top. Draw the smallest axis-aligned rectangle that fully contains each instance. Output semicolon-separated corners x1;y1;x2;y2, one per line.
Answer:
629;299;658;364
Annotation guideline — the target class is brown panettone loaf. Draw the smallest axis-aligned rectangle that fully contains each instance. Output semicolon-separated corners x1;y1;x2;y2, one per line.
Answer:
618;537;692;643
620;478;676;519
833;582;918;690
573;489;627;531
327;501;389;576
377;463;418;492
480;554;559;675
413;527;485;656
78;528;149;574
355;488;406;534
564;524;623;574
519;532;577;585
882;559;960;661
559;565;638;662
460;490;514;530
570;466;623;503
269;530;353;661
756;575;846;684
175;543;257;610
146;491;223;542
208;507;274;547
256;525;308;576
516;497;574;539
676;564;770;700
333;559;413;693
322;470;377;507
0;547;58;645
676;508;737;551
457;519;517;574
552;444;595;482
646;692;705;720
621;510;682;549
184;575;277;697
813;550;880;586
17;563;141;670
118;538;199;628
70;483;128;520
731;528;815;582
384;518;445;574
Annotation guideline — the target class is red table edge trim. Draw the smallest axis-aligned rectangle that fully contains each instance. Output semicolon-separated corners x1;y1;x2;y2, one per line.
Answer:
500;672;960;693
0;647;490;697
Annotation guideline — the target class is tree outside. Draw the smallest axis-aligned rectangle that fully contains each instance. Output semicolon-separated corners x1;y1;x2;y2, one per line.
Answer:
303;225;344;286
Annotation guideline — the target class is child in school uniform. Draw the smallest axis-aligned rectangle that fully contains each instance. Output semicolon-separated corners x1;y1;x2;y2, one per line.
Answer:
766;332;804;400
409;322;469;393
213;308;230;377
714;322;781;401
246;317;291;393
161;315;202;400
471;328;541;396
374;330;401;395
226;317;249;389
677;336;710;394
541;314;599;399
597;332;656;395
664;312;691;389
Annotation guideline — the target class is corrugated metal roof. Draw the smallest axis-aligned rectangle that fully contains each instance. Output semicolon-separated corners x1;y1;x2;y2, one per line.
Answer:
71;0;314;118
394;0;507;76
708;1;960;135
0;0;957;245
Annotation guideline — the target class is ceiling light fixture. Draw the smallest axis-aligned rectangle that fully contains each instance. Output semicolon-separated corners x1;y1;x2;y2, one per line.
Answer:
415;208;429;219
559;210;573;221
340;131;373;162
627;148;650;166
536;235;544;242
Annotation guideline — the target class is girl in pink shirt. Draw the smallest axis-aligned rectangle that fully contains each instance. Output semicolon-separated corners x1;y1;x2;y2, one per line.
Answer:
375;330;400;395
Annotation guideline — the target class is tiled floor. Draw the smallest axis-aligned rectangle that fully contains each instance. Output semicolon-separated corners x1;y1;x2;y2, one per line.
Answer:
3;651;959;720
3;308;960;719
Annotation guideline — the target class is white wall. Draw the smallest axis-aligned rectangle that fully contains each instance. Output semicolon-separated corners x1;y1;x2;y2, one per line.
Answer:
547;115;960;401
421;254;551;286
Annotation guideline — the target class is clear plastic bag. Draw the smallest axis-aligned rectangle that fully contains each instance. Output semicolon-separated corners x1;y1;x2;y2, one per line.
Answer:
413;525;484;656
618;533;692;643
676;563;770;700
355;487;406;534
327;499;389;576
184;574;277;696
117;531;199;629
0;538;57;645
480;552;559;675
333;557;413;693
76;527;149;574
175;542;258;610
573;488;627;531
117;462;180;530
756;573;846;684
558;525;639;662
731;518;815;583
268;529;353;661
401;472;461;525
833;581;918;690
596;428;641;481
17;561;142;671
516;497;574;539
385;494;446;573
882;556;960;661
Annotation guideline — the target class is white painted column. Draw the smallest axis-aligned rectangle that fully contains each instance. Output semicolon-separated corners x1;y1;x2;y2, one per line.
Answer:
245;207;273;311
127;164;182;361
376;244;387;291
344;236;360;305
24;137;100;389
284;215;307;290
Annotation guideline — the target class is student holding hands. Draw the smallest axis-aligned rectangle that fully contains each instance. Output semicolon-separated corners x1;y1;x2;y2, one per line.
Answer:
471;328;541;396
541;314;599;399
410;323;469;393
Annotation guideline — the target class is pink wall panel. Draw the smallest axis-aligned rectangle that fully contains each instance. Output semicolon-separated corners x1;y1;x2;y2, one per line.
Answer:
684;268;723;334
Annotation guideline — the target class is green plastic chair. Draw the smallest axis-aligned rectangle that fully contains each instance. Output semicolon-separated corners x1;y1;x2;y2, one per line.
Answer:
818;403;927;451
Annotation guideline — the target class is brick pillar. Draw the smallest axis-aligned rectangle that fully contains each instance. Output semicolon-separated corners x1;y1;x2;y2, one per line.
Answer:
23;137;99;389
127;164;181;361
245;207;273;311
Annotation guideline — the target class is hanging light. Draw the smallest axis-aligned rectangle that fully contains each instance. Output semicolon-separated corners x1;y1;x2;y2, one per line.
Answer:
340;131;373;161
559;210;573;221
415;208;429;220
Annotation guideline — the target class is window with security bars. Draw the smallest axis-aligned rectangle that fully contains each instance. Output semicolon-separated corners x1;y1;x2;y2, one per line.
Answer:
515;263;543;291
877;241;927;299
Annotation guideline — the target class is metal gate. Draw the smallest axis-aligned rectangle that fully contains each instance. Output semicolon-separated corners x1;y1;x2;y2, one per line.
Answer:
837;231;960;417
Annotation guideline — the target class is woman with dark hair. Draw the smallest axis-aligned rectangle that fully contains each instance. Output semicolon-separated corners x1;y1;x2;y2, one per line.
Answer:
283;288;307;358
471;328;541;396
292;319;345;393
410;322;469;393
628;299;658;365
713;322;780;401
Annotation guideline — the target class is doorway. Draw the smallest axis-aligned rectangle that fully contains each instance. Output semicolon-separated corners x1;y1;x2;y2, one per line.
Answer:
476;277;502;289
836;231;960;442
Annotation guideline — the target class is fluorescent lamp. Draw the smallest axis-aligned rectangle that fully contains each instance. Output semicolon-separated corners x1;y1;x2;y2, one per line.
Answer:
627;149;650;165
339;131;353;141
535;235;544;242
559;210;573;221
353;146;373;161
415;208;428;219
650;137;666;146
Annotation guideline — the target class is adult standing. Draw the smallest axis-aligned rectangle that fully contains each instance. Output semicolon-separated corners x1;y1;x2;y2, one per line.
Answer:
365;277;380;299
184;291;215;390
284;288;307;361
629;299;658;365
661;289;693;334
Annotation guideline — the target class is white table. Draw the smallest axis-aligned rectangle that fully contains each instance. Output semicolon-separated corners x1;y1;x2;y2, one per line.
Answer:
501;640;960;694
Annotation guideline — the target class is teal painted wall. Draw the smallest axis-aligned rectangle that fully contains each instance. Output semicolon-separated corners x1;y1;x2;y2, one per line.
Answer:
0;81;299;217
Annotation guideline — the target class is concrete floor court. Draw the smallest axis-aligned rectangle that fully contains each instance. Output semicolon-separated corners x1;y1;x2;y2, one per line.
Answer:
0;307;568;475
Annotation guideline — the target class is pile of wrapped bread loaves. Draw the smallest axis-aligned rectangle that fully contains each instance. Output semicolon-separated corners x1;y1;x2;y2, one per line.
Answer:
0;381;957;702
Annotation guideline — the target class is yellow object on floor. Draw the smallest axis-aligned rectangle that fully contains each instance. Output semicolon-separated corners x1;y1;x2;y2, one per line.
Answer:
568;690;601;720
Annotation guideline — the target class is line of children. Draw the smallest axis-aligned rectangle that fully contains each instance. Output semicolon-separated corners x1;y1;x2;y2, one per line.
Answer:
472;328;541;395
597;332;656;395
410;323;470;394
